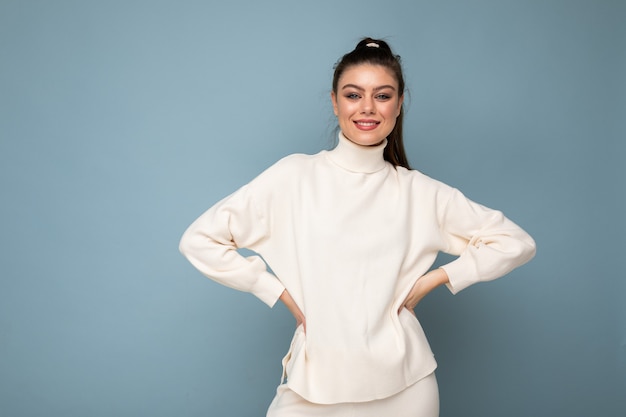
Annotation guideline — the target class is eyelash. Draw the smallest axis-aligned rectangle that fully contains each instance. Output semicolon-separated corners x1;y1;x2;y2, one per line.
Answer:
344;93;392;100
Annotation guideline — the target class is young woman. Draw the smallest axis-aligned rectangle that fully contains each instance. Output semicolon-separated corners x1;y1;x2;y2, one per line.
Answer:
179;38;536;417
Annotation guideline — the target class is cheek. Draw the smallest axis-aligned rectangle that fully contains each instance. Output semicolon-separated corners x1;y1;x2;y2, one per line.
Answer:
383;105;398;118
336;102;355;119
388;102;402;118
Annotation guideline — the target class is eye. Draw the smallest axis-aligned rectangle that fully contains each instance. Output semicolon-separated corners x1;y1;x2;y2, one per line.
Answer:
375;93;392;101
344;93;361;100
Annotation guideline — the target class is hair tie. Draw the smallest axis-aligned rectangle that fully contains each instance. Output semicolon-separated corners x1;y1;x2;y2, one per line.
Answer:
366;42;380;48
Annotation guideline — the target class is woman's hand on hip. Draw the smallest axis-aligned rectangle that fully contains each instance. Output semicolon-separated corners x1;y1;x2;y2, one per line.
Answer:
279;289;306;333
399;268;449;314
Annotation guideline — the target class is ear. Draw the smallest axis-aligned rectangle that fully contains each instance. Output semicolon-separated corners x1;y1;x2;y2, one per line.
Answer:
331;91;339;116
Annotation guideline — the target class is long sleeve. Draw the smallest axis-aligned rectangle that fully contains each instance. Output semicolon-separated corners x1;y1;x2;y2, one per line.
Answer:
179;183;285;307
177;142;538;404
437;187;536;294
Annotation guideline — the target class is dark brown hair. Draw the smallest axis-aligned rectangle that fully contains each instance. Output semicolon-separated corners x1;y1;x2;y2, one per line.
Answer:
332;38;410;169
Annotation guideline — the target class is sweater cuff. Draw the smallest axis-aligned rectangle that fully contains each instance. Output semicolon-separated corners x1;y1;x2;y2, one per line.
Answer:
252;270;286;308
440;257;478;295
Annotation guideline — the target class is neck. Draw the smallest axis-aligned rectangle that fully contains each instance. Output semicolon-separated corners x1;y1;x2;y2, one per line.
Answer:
327;132;388;173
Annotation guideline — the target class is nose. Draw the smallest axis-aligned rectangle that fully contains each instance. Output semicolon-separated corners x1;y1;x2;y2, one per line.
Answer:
360;97;375;114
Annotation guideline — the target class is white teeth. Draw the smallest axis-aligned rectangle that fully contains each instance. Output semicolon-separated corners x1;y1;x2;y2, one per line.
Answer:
356;122;377;126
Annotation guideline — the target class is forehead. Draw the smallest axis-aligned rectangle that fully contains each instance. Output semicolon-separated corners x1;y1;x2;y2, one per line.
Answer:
338;64;398;89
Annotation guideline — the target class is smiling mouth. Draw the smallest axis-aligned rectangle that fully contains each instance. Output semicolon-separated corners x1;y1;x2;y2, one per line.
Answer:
354;120;380;127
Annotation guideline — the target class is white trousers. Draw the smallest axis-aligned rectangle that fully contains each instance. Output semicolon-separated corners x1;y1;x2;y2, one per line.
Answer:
266;372;439;417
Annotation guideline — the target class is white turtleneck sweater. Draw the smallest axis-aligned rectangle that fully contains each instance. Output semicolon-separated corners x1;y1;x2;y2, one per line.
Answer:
179;133;536;404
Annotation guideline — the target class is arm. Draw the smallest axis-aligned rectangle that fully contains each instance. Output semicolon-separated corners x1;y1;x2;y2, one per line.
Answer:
179;184;285;307
402;185;536;311
280;289;306;331
438;187;536;294
400;268;449;314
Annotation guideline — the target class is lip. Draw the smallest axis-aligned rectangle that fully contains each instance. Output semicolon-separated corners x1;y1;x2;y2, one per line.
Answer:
353;119;380;131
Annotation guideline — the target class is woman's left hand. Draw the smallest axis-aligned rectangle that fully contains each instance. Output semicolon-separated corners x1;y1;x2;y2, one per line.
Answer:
399;268;450;314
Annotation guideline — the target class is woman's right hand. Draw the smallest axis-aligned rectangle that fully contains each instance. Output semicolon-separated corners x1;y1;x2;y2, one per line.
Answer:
279;289;306;333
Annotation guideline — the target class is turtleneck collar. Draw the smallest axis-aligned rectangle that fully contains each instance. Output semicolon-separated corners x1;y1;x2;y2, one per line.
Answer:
326;132;388;173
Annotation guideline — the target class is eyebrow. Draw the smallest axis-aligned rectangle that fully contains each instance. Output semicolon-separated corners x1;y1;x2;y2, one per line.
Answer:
341;84;397;92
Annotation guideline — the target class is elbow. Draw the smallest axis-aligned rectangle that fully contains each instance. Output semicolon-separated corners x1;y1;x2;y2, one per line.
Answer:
516;232;537;265
498;230;537;268
178;229;194;258
526;236;537;261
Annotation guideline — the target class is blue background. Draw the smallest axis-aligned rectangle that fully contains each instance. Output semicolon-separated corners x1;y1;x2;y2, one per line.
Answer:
1;0;624;416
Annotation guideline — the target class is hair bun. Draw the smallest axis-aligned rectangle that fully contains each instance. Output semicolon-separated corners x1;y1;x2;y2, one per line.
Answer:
355;38;393;54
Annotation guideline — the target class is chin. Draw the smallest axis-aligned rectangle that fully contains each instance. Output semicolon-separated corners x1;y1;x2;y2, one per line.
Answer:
348;135;386;147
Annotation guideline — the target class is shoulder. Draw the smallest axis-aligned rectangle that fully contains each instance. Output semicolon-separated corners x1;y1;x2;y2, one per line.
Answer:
273;152;319;170
395;166;456;195
247;151;323;191
258;152;320;177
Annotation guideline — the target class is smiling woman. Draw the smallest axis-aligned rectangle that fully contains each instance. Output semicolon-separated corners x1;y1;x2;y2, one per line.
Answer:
179;37;536;417
331;38;409;167
331;64;404;147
